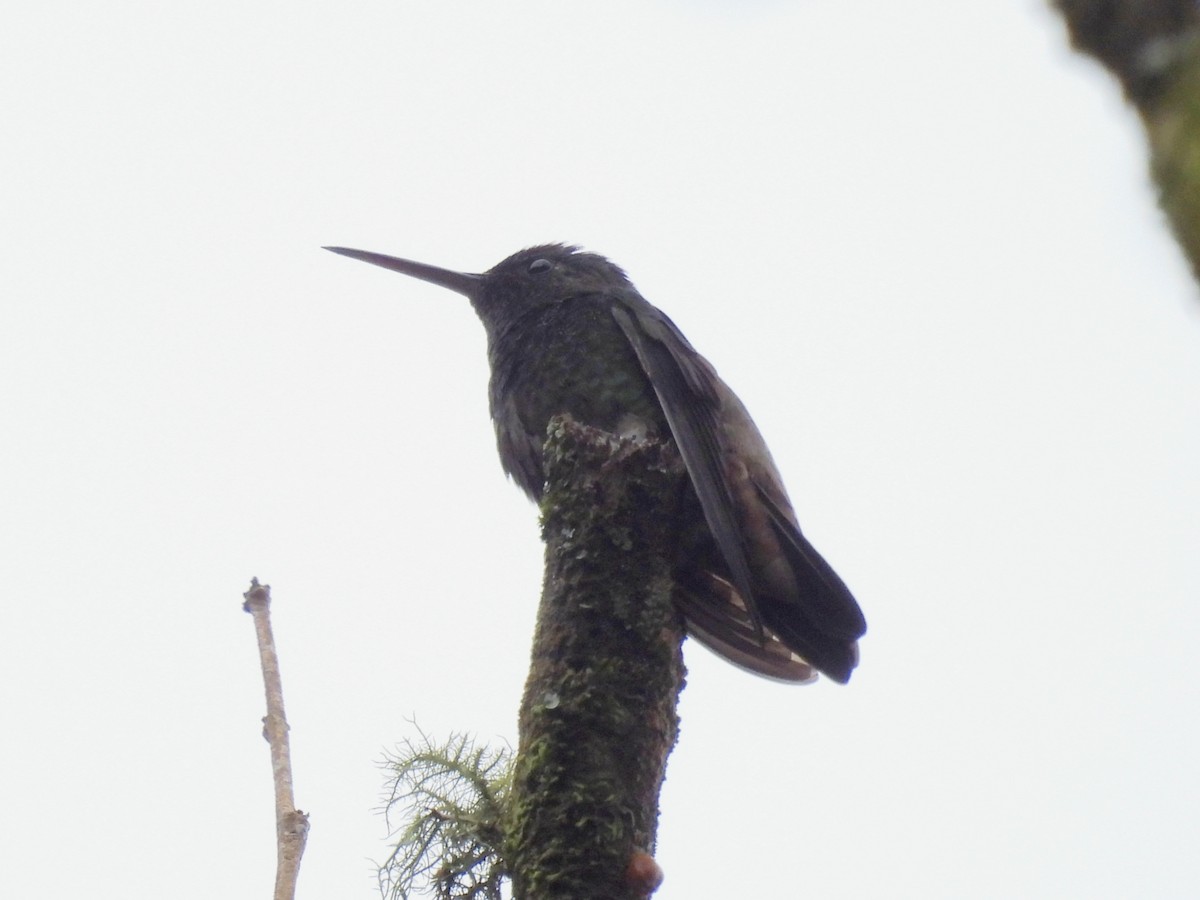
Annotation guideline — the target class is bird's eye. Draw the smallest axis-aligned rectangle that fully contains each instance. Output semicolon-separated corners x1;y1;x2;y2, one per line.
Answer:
528;258;552;274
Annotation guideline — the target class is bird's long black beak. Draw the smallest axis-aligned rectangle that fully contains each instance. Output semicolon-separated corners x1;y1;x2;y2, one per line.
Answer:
324;246;482;297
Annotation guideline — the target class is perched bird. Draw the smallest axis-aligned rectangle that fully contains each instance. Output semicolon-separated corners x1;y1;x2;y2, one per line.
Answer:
326;243;866;683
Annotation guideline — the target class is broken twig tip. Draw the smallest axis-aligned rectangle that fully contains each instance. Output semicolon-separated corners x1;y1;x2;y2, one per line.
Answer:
242;577;271;612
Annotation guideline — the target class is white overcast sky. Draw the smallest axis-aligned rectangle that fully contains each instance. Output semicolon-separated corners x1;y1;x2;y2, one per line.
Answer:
2;2;1199;898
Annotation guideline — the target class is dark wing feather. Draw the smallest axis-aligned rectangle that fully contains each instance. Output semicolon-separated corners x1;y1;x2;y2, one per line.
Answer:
612;296;865;684
610;301;766;639
755;484;866;640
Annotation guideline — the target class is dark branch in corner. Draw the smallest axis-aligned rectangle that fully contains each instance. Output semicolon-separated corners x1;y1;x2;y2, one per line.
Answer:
1054;1;1200;287
1055;0;1197;103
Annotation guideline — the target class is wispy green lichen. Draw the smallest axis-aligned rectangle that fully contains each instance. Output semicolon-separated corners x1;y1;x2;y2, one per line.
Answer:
377;729;512;900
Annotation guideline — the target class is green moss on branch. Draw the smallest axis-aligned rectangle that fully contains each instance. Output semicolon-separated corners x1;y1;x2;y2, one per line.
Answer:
505;416;686;900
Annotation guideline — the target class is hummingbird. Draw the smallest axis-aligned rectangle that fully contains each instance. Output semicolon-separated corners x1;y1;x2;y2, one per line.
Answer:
326;243;866;683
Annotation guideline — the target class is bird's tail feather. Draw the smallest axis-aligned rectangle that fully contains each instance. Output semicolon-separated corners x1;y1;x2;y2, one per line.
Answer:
675;572;818;683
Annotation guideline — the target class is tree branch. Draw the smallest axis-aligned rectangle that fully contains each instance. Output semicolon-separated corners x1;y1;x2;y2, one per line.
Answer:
505;417;682;899
1054;0;1200;287
243;578;309;900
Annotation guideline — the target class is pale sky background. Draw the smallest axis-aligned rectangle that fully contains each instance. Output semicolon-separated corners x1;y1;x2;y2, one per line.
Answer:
2;2;1198;898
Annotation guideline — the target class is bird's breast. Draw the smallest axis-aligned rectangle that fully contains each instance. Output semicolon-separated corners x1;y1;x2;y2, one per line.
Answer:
487;299;670;490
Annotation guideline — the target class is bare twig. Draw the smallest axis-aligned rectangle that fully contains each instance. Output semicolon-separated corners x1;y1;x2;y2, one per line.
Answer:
243;578;309;900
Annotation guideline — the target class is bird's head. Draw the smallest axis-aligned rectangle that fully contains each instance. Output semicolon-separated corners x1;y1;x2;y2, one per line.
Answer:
324;243;633;340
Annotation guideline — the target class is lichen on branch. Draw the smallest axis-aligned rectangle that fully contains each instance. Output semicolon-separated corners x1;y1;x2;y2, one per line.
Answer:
505;416;686;900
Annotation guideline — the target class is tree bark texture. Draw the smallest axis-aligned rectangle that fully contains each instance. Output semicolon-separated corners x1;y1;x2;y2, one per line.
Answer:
506;417;685;900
